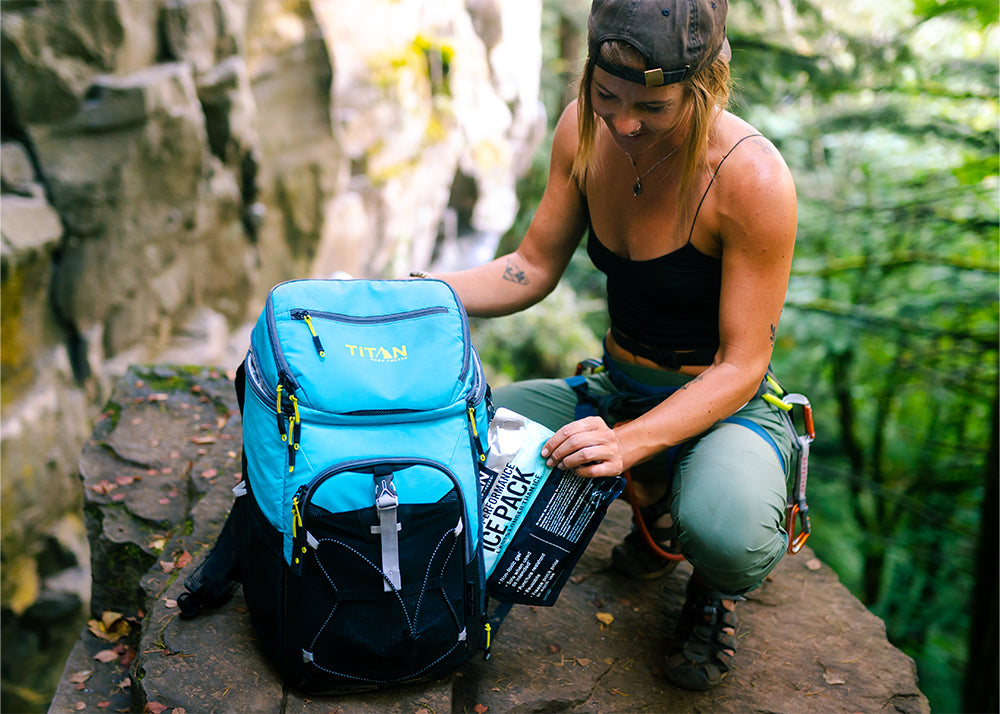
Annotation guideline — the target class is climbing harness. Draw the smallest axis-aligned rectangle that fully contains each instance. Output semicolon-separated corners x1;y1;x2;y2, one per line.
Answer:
567;358;816;560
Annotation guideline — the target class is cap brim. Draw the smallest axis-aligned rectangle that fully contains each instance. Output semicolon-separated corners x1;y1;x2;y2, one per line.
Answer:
719;36;732;63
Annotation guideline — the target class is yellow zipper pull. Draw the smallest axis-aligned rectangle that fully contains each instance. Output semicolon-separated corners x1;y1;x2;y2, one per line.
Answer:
287;394;301;472
292;496;303;538
468;407;486;462
276;384;287;440
302;313;326;357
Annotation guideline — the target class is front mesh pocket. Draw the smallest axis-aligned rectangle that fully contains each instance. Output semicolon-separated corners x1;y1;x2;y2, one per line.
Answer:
296;494;469;686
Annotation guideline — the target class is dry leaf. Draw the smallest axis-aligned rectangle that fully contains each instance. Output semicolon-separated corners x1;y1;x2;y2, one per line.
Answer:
474;705;488;714
595;612;614;626
149;538;167;552
163;598;178;609
145;703;168;714
115;475;135;486
88;612;131;642
91;480;118;495
116;676;131;690
174;551;193;569
159;561;175;573
200;468;219;479
94;649;119;663
174;709;186;714
576;657;593;667
806;558;822;571
148;393;169;402
69;670;92;684
823;667;847;685
74;702;86;711
97;701;111;709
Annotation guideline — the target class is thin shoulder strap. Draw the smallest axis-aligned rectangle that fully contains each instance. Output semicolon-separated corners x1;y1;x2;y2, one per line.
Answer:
687;133;762;243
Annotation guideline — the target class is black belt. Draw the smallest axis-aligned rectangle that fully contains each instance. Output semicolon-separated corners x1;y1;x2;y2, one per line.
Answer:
610;328;716;370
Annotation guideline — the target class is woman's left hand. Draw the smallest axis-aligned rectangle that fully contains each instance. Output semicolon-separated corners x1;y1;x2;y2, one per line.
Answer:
540;416;626;478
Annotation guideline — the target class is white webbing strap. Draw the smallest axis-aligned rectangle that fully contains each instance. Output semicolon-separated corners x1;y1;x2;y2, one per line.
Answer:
372;473;402;591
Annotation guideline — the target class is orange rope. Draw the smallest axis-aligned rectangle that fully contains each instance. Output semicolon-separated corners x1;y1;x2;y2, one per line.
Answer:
622;469;685;562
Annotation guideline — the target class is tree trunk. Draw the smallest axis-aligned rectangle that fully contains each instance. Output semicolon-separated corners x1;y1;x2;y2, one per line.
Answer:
962;390;998;713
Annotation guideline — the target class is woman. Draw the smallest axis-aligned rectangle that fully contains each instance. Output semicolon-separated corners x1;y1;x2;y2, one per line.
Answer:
418;0;798;691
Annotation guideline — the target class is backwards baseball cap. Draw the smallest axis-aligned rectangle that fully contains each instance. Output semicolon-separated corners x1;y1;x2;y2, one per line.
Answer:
588;0;731;87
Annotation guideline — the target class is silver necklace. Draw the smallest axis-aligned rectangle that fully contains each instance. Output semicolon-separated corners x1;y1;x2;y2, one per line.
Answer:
627;144;682;197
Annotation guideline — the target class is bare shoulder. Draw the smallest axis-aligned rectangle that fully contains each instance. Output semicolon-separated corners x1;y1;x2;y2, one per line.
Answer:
713;114;797;245
714;114;795;204
550;100;581;167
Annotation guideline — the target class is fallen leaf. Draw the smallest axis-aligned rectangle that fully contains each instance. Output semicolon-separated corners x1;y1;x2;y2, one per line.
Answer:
158;498;171;505
174;551;193;569
115;475;135;486
119;647;136;668
149;538;167;552
111;493;126;502
576;657;593;667
823;667;847;685
69;670;92;684
547;644;561;654
74;701;86;711
806;558;822;571
145;703;167;714
163;598;178;609
173;709;186;714
91;480;118;495
159;561;176;573
94;649;119;663
116;676;131;690
97;701;111;709
148;393;169;402
191;435;216;444
200;468;219;479
595;612;614;626
474;705;488;714
88;612;131;642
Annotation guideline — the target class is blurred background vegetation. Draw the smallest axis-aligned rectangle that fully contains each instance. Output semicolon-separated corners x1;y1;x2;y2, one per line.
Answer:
472;1;998;712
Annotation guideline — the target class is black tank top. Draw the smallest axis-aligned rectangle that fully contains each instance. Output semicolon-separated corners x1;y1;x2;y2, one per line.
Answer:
587;134;760;368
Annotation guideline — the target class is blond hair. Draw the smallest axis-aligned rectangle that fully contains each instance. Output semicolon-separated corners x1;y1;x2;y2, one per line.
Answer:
571;41;732;235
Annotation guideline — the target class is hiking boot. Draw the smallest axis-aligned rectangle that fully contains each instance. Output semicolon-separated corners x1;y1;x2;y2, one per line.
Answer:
664;576;740;690
610;503;681;580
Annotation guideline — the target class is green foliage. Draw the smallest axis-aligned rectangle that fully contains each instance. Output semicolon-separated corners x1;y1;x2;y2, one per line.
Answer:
471;284;602;386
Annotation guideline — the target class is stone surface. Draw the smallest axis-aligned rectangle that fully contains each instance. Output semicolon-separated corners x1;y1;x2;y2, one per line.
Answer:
50;365;930;714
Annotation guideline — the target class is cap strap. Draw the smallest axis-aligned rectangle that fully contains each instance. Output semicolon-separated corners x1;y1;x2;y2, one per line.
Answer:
595;55;690;87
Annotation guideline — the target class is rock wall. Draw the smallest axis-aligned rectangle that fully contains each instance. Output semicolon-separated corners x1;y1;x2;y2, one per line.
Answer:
1;0;544;625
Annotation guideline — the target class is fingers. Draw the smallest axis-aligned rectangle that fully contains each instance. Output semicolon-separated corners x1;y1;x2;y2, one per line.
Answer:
540;417;624;478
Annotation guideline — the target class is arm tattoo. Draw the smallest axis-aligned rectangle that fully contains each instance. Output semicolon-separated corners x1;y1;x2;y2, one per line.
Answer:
679;373;706;392
502;258;529;286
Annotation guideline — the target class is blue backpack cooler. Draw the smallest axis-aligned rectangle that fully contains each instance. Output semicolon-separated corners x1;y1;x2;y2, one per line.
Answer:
182;278;492;692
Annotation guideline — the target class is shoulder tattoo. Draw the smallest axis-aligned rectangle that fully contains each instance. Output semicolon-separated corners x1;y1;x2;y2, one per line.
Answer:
750;135;778;158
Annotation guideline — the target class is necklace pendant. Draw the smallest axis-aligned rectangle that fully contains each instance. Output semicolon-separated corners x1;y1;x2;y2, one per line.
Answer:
632;180;643;197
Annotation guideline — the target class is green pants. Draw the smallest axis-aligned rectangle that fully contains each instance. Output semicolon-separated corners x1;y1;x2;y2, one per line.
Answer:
492;356;795;596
